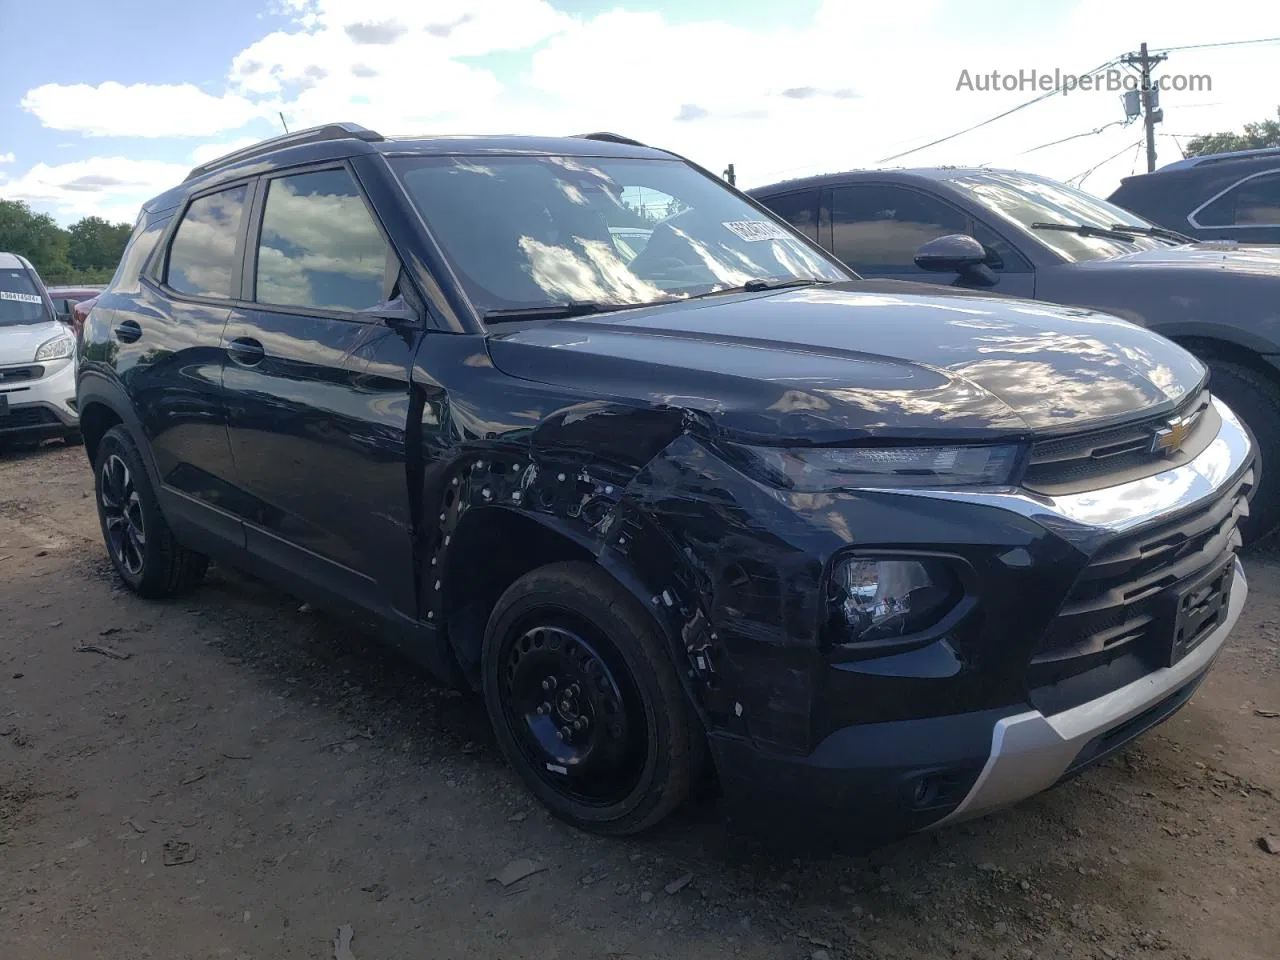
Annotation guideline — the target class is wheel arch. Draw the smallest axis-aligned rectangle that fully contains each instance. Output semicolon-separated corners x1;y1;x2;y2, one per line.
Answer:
76;372;159;487
435;502;711;723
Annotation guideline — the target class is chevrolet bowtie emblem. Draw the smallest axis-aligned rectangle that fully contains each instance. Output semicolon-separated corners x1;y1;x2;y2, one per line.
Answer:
1151;410;1200;455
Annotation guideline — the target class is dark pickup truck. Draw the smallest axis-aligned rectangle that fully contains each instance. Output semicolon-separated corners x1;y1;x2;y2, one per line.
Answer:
76;125;1252;844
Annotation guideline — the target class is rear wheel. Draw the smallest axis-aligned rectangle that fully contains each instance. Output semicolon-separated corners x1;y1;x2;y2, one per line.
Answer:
94;425;208;597
1205;359;1280;543
481;562;702;835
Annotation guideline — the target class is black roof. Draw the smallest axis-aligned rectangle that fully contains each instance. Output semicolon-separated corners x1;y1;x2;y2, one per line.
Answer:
747;167;1060;196
144;123;674;213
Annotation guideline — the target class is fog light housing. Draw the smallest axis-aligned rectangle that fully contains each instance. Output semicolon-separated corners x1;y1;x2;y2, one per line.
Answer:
829;557;960;644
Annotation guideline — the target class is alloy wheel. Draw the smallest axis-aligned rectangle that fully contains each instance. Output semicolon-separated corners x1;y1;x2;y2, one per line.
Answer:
100;453;146;576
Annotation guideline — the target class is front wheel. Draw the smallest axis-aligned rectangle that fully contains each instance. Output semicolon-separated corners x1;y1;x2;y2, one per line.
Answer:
1206;359;1280;543
93;424;208;597
481;562;703;835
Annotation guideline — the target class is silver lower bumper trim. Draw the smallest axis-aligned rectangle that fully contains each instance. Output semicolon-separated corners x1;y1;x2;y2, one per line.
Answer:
933;556;1247;827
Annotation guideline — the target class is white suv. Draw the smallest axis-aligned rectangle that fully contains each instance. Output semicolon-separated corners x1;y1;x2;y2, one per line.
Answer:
1;252;80;446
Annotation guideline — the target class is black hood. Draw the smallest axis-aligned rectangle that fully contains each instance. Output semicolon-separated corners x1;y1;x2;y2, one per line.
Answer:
486;280;1207;444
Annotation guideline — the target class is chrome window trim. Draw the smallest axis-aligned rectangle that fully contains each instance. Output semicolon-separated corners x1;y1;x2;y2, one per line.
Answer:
1186;166;1280;229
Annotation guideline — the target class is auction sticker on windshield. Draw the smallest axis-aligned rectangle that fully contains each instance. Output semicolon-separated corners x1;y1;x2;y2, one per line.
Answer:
0;291;43;303
722;220;792;242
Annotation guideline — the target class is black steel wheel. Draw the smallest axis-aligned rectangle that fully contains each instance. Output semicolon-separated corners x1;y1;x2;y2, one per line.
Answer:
499;621;646;806
482;561;703;835
93;425;208;597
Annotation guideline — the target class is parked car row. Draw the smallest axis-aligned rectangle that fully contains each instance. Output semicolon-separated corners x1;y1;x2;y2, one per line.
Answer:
67;123;1258;847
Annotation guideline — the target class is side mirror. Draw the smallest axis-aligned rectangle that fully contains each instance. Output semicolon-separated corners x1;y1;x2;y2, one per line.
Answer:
359;296;421;329
914;234;998;287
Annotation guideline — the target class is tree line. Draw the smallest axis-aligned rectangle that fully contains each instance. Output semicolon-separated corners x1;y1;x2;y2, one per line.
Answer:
0;199;132;286
1184;105;1279;158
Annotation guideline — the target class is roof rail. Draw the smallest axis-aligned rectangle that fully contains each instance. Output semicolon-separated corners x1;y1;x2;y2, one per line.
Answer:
184;122;384;182
572;131;649;148
1158;145;1280;173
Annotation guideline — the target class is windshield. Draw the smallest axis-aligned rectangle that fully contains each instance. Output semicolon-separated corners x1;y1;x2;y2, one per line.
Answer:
1;266;53;326
391;155;848;316
951;171;1168;263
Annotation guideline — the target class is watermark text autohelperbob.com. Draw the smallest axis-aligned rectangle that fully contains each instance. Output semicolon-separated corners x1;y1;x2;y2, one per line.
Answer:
956;68;1211;95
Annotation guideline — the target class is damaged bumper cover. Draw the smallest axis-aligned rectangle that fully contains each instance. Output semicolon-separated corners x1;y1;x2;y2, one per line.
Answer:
622;398;1252;841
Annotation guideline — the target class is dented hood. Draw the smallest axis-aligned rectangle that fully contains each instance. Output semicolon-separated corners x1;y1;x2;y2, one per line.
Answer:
486;280;1207;443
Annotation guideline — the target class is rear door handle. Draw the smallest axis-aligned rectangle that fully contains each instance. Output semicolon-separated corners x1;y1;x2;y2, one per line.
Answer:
113;319;142;343
227;336;265;366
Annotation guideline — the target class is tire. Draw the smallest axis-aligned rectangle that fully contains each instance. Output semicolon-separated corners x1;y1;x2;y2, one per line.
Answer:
481;561;703;836
64;429;83;446
1205;359;1280;543
93;424;209;597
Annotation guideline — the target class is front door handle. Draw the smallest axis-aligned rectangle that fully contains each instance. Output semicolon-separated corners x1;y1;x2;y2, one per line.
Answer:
227;336;265;366
113;319;142;343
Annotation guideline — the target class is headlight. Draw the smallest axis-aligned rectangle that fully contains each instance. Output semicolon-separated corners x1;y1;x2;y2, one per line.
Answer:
738;443;1020;490
829;557;960;644
35;334;75;362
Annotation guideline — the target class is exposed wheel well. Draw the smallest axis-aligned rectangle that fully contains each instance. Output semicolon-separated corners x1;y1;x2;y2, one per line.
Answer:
1175;336;1280;388
78;401;123;464
441;508;598;685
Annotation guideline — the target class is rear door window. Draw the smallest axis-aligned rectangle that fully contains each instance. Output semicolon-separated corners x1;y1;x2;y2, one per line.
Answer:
166;184;250;299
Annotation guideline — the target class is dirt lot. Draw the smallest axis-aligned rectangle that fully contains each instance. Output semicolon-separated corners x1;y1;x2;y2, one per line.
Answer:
1;442;1277;960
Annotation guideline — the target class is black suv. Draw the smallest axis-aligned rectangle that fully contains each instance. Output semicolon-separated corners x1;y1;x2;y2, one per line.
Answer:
1110;147;1280;245
77;124;1253;843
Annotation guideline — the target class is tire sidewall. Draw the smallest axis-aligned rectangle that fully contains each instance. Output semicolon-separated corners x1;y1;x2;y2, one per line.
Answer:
1207;361;1280;540
481;567;685;832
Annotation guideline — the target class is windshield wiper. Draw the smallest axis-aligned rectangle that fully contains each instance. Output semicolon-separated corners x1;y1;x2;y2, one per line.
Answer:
684;277;833;301
1030;221;1140;243
1107;223;1196;245
482;300;667;323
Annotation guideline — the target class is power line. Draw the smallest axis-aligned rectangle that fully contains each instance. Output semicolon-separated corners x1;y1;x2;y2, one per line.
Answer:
1068;138;1146;187
1152;36;1280;53
875;57;1122;164
1016;119;1133;156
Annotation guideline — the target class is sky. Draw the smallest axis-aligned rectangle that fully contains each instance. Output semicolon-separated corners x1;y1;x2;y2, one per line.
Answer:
2;0;1279;226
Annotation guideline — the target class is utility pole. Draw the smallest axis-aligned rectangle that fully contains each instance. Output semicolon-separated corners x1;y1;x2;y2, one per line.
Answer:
1121;43;1166;172
722;163;736;186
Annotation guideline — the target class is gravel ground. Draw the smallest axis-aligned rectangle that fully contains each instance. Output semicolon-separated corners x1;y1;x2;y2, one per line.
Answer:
2;442;1277;960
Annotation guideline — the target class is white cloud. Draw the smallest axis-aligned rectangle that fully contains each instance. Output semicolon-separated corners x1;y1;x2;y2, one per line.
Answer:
190;138;263;166
0;153;14;164
21;81;263;138
13;0;1280;224
0;157;189;223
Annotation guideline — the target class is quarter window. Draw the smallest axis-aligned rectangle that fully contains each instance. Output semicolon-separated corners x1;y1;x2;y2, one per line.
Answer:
167;184;250;299
254;169;389;311
1195;171;1280;227
832;185;970;273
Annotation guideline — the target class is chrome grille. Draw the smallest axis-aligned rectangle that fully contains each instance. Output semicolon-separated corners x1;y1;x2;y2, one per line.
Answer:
1022;390;1215;496
1031;468;1252;674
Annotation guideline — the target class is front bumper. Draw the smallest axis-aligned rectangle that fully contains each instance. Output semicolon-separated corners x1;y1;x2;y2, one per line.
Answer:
705;398;1253;843
933;553;1244;827
0;356;78;438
